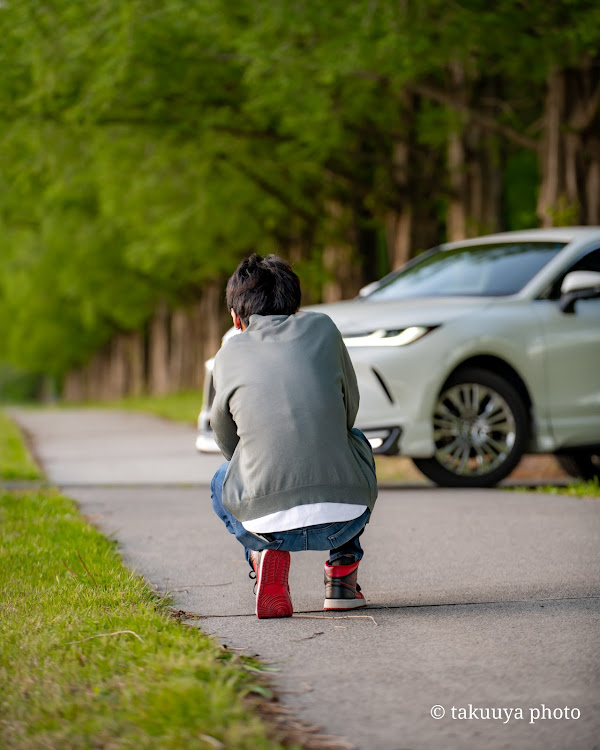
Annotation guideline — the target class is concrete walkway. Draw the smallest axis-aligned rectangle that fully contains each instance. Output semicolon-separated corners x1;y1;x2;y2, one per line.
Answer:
10;408;600;750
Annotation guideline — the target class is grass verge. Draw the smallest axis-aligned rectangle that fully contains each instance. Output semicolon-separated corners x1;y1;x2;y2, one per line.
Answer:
0;405;293;749
511;477;600;498
0;410;42;480
56;390;203;424
0;488;289;750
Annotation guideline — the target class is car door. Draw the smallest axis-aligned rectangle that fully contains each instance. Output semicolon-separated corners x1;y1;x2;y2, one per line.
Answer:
533;247;600;447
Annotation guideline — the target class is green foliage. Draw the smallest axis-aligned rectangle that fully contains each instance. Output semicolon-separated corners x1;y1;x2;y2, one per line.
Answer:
547;195;581;227
0;365;43;404
1;0;599;379
503;151;540;230
0;409;43;480
513;478;600;499
0;489;288;749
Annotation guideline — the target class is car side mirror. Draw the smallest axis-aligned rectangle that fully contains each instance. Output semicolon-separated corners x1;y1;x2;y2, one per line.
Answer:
358;280;383;297
559;270;600;313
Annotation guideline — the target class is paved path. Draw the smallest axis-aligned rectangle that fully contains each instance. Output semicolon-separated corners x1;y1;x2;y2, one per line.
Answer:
10;407;223;484
10;408;600;750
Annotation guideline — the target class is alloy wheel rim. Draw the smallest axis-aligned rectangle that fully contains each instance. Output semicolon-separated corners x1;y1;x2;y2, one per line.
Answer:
432;383;516;476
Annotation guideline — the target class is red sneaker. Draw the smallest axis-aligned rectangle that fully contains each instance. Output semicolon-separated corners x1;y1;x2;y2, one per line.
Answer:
252;550;293;619
323;558;366;610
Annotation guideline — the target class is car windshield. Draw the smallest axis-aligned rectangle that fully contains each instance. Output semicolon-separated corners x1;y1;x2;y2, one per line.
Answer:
366;242;566;300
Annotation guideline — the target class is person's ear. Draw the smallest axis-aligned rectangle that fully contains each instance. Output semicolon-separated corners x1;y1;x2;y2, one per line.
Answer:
231;309;243;330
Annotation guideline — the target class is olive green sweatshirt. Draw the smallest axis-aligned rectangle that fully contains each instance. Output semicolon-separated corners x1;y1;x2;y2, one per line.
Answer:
211;311;378;523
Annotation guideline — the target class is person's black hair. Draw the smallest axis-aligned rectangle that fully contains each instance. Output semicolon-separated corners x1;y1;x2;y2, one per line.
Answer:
226;253;301;326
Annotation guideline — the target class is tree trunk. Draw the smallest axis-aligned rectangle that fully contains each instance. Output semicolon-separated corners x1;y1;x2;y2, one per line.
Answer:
149;302;170;396
322;245;361;302
537;62;600;226
386;140;413;269
320;201;362;301
465;121;502;236
447;128;468;241
446;67;503;241
385;208;412;270
199;281;225;366
537;69;568;226
63;369;85;401
61;285;230;400
386;91;444;267
188;301;207;388
86;349;104;400
586;143;600;224
169;309;188;391
106;338;127;398
124;331;145;397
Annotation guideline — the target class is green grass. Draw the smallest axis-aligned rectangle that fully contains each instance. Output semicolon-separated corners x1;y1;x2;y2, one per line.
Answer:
513;477;600;498
0;489;289;750
0;410;43;480
0;403;289;749
62;390;203;424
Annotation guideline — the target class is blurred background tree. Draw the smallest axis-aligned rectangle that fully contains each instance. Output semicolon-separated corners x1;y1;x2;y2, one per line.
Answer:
0;0;598;400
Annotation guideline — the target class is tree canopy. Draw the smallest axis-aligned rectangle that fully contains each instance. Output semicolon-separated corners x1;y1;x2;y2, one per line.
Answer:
1;0;599;390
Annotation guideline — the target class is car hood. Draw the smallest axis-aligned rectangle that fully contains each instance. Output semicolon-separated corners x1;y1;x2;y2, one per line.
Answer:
304;296;495;335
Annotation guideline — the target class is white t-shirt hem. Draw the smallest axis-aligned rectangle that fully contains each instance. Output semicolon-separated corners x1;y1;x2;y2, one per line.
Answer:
242;502;367;533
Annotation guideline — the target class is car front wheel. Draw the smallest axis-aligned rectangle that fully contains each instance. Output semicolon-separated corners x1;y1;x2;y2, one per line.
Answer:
555;453;600;481
413;367;529;488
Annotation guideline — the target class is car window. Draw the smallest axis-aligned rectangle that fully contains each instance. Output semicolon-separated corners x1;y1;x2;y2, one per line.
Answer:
366;242;565;300
545;247;600;299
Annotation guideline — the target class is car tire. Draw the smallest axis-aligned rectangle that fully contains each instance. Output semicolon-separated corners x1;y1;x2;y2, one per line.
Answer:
413;367;529;488
555;453;600;481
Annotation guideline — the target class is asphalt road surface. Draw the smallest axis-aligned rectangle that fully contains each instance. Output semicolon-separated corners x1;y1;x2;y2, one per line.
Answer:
10;408;600;750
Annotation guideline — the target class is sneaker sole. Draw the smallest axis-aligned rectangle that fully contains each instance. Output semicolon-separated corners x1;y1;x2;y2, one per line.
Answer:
323;597;367;611
256;550;293;619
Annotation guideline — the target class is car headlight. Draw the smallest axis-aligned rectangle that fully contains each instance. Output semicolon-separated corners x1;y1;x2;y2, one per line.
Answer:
342;326;435;347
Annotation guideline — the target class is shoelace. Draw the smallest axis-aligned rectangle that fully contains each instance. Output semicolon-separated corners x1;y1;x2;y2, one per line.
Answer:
248;569;257;595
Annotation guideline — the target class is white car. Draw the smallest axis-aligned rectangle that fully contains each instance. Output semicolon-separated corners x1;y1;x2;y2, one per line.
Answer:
197;228;600;487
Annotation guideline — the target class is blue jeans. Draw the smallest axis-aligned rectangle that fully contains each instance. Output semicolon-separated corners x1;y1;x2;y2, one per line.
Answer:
210;463;370;569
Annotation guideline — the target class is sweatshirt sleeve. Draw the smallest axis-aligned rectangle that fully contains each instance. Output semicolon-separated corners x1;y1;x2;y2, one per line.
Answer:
210;357;240;461
339;333;360;430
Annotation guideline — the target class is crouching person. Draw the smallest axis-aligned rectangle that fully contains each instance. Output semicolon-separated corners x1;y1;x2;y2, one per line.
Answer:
210;253;377;619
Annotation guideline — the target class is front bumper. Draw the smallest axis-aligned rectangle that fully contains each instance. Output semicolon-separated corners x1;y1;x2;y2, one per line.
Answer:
195;423;403;455
195;325;445;458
